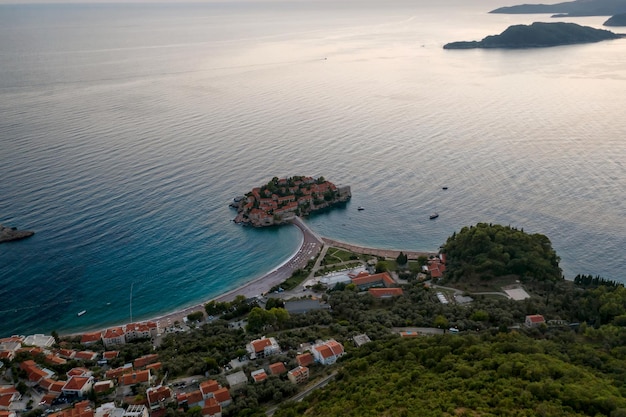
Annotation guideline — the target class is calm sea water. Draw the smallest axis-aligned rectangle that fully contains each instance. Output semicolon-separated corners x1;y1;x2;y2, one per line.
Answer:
1;0;624;337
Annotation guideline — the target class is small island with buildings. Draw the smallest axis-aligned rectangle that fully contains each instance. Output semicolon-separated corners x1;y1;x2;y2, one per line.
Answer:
231;176;351;227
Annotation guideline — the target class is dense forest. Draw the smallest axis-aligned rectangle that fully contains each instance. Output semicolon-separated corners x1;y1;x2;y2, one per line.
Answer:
442;223;562;282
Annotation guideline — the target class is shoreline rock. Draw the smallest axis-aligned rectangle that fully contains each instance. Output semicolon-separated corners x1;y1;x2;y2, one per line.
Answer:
0;224;35;243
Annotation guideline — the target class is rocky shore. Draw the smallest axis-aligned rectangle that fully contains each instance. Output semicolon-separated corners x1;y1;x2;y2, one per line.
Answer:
0;224;34;243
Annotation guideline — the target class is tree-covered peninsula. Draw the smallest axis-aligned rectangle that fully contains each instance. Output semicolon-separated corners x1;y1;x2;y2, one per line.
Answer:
443;22;623;49
232;176;351;226
605;12;626;26
490;0;626;17
441;223;562;282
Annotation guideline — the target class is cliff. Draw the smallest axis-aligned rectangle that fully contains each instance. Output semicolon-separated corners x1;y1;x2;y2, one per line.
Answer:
0;224;35;243
443;22;623;49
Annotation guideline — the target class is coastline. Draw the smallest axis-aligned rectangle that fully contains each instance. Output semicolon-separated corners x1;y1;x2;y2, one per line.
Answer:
64;218;435;337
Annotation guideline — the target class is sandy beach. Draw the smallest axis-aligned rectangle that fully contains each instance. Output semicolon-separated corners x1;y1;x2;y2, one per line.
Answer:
76;218;436;336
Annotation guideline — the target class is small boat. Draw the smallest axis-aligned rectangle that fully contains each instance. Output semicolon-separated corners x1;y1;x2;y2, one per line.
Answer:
429;213;439;220
442;187;448;190
77;310;86;317
357;206;365;211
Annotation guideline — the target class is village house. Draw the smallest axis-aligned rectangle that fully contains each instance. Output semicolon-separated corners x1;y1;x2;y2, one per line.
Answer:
246;337;280;360
225;371;247;390
49;400;94;417
199;380;219;399
62;376;94;398
133;354;159;369
269;362;287;376
250;369;267;383
119;370;152;386
200;398;222;417
311;340;344;365
296;353;314;367
102;327;126;348
351;272;395;290
287;366;309;385
0;387;20;411
80;332;102;346
93;381;114;395
525;314;546;327
146;386;173;410
23;334;55;348
125;322;158;342
74;351;99;361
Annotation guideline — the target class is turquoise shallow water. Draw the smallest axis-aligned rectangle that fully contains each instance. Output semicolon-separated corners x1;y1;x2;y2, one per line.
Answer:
0;0;624;337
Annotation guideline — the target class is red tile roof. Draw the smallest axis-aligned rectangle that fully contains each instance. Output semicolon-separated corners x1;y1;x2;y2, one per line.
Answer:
269;362;287;375
251;338;272;353
527;314;545;323
296;353;314;367
102;351;119;360
213;387;230;404
368;288;404;298
120;370;150;386
147;386;172;404
134;353;159;368
80;332;102;344
63;376;90;391
351;272;395;287
199;380;219;396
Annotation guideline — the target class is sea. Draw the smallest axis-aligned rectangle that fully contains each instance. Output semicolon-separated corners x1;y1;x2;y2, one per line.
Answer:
1;0;624;337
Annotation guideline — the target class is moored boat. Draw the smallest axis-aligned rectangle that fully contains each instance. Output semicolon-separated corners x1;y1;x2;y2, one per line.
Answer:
429;213;439;219
77;310;86;317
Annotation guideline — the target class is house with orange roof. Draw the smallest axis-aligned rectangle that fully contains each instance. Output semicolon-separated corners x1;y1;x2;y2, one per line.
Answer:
105;366;133;380
40;378;56;391
525;315;546;327
49;400;94;417
246;337;280;360
27;366;49;384
351;272;395;290
62;376;94;398
0;338;22;359
296;353;314;367
182;390;204;408
212;388;231;407
75;351;98;361
49;380;67;394
45;354;67;366
287;366;309;385
102;327;125;348
80;332;102;346
0;351;15;362
200;397;221;417
269;362;287;375
0;411;16;417
102;351;119;361
311;340;344;365
133;353;159;369
67;367;92;378
250;369;267;383
0;387;20;410
199;380;219;399
146;362;161;373
146;386;173;410
119;370;151;386
125;322;158;342
93;381;114;395
368;288;404;298
58;349;77;359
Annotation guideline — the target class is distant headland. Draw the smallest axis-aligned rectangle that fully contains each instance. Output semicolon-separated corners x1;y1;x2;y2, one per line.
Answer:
231;176;351;227
0;223;34;243
443;22;624;49
490;0;626;17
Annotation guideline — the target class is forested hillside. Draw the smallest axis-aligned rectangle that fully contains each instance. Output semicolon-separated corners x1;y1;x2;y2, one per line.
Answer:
442;223;562;282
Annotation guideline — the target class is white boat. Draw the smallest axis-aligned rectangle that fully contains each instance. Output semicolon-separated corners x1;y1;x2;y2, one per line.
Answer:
357;206;364;211
77;310;86;317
